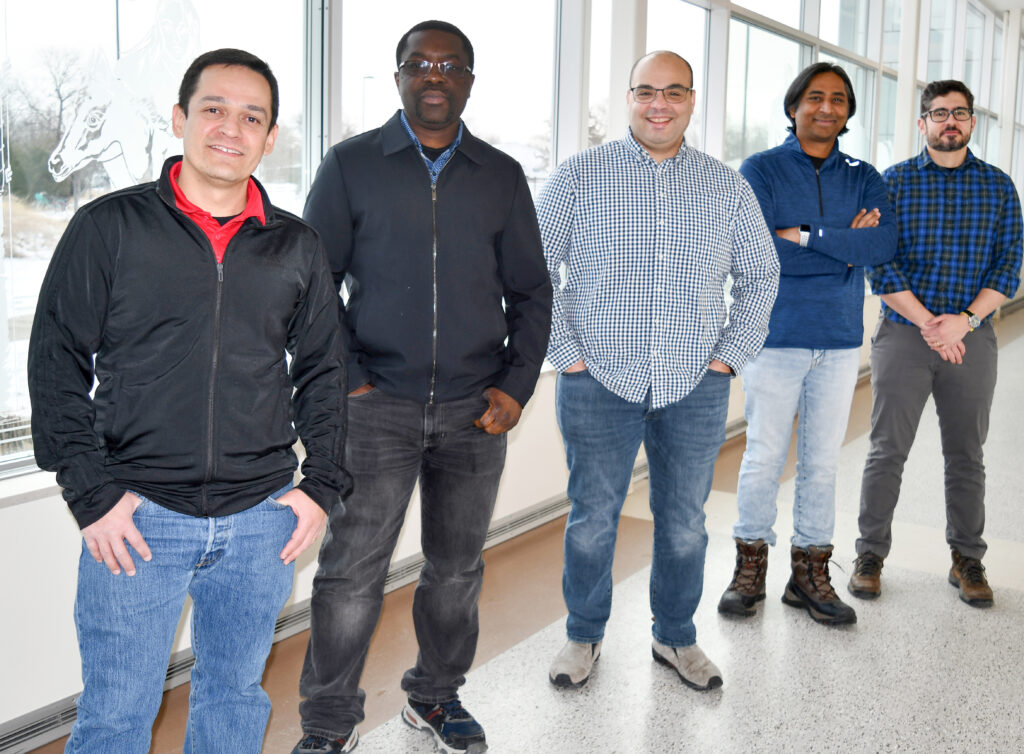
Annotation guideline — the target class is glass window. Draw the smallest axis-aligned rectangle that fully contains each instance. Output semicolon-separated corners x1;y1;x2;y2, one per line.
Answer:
646;0;708;150
819;52;875;162
990;22;1002;112
724;20;808;169
882;0;901;69
973;112;988;160
819;0;871;59
0;0;309;469
342;2;557;195
926;0;956;82
588;0;613;146
985;116;1000;165
963;5;985;100
876;74;898;171
1014;127;1024;206
1017;43;1024;123
733;0;802;30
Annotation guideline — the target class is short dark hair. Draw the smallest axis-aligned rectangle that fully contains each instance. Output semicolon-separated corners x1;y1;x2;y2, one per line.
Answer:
396;20;474;71
178;48;280;129
628;51;694;89
783;62;857;136
921;80;974;114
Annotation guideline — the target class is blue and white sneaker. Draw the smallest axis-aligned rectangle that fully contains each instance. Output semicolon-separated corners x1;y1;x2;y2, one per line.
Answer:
290;730;359;753
402;697;487;753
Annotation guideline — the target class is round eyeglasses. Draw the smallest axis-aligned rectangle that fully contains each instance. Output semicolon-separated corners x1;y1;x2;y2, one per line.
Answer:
922;107;973;123
398;60;473;79
630;86;693;104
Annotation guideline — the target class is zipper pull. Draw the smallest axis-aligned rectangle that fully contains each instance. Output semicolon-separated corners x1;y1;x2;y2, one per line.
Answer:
217;262;223;282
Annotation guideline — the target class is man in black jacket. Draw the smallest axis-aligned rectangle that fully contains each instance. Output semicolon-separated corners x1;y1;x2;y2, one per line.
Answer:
28;50;349;753
293;20;551;754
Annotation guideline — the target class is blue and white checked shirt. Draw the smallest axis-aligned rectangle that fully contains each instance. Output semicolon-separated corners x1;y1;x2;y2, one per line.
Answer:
871;149;1023;325
537;131;780;409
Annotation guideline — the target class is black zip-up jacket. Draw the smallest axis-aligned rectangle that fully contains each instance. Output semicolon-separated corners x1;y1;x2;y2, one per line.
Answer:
303;112;552;406
29;157;351;529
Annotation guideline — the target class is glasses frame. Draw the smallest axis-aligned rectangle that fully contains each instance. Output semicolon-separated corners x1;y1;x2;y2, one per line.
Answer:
398;59;474;79
922;107;974;122
629;85;694;104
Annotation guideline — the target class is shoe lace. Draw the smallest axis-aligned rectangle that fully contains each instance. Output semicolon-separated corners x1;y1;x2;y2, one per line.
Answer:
855;552;882;577
438;698;470;721
731;548;764;590
808;551;839;599
959;557;987;584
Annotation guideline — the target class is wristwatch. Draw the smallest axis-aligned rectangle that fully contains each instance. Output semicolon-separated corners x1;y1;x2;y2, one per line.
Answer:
962;309;980;332
799;224;811;247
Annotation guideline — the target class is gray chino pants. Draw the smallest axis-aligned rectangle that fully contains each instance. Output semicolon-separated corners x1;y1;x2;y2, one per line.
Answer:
857;317;997;560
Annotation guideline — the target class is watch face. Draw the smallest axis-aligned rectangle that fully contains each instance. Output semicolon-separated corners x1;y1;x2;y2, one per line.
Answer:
970;315;981;329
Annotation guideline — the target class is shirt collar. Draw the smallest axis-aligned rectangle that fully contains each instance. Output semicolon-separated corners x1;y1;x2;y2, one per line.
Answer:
623;127;687;165
915;146;978;172
168;160;265;226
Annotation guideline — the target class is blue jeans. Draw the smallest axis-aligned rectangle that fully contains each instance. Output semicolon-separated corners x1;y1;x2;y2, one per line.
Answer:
734;347;859;548
66;488;297;754
299;390;506;739
556;369;730;648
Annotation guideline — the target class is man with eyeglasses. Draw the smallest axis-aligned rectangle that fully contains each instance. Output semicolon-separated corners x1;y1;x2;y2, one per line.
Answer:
538;51;778;691
850;80;1022;608
292;19;551;754
716;63;896;626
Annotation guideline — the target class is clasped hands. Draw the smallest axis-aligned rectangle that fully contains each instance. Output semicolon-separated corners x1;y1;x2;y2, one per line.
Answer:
920;313;970;364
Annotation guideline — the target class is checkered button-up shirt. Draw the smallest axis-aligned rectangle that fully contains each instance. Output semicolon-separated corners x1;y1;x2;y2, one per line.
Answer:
871;149;1023;325
537;131;779;409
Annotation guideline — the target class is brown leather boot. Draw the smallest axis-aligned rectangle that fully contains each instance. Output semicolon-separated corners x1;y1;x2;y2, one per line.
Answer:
848;551;884;599
949;549;994;608
718;538;768;616
782;545;856;625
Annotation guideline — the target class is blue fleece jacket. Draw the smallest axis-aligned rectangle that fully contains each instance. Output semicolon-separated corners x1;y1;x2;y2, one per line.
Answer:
739;134;897;349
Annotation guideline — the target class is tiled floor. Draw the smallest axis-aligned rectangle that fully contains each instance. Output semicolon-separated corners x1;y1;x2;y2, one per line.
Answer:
33;310;1024;753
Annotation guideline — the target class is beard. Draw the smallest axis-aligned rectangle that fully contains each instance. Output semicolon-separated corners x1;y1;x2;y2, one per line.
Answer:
927;128;971;152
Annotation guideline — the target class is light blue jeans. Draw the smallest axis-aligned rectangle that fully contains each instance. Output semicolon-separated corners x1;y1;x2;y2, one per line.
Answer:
65;487;296;754
556;369;730;648
734;347;860;548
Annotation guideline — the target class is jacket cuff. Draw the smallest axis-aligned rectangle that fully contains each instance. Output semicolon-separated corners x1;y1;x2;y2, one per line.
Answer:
70;482;127;530
297;476;348;515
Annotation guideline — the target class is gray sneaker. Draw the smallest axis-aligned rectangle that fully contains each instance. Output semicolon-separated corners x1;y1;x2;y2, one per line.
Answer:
652;640;723;691
291;730;359;753
549;639;602;688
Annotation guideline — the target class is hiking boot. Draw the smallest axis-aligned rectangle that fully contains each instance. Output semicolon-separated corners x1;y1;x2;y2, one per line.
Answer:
949;549;994;608
549;639;601;688
652;639;723;691
291;731;359;753
782;545;857;625
848;551;884;599
718;538;768;616
402;697;487;753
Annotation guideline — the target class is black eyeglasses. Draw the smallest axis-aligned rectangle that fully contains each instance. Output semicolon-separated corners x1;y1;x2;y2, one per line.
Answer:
630;85;693;104
398;60;473;79
922;107;973;122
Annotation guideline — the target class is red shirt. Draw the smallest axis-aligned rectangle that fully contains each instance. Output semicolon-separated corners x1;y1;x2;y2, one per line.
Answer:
169;160;265;263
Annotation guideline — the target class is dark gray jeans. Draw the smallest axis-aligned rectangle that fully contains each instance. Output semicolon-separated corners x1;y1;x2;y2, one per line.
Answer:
857;317;997;560
298;389;506;739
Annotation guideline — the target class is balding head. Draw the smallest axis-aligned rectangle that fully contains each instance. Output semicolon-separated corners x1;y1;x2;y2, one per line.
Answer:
629;51;693;89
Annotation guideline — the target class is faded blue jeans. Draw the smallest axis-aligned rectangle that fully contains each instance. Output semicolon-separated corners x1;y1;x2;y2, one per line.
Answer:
299;390;506;740
734;347;860;548
65;487;296;754
556;369;731;648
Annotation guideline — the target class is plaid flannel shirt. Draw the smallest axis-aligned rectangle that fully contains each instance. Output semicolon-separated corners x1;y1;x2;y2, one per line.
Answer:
870;148;1023;325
